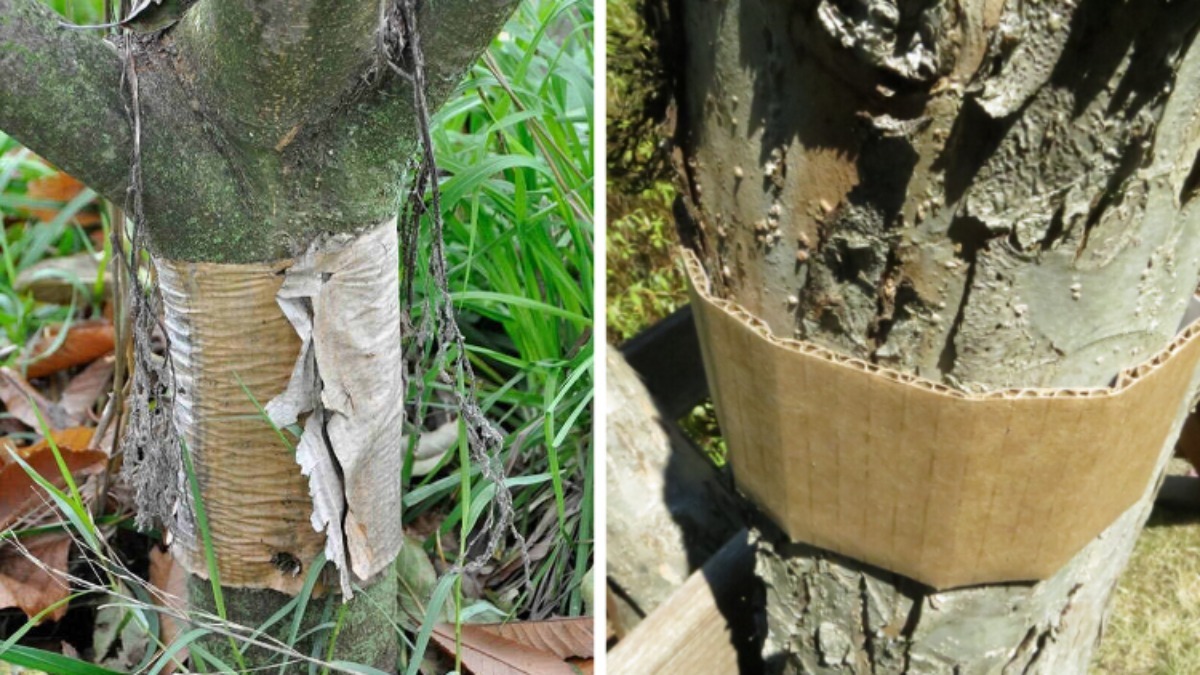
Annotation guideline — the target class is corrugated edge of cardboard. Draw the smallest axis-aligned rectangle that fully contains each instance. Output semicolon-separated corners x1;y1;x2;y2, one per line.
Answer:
683;249;1200;589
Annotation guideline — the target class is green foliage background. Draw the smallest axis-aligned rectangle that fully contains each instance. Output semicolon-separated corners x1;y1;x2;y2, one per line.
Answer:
605;0;684;343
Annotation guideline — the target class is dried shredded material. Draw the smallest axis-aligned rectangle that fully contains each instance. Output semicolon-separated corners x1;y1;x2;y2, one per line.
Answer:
121;282;189;539
113;27;194;545
383;0;528;580
266;220;405;596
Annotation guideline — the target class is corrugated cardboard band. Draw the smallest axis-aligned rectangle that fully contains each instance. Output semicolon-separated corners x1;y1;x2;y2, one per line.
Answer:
157;220;404;596
684;249;1200;589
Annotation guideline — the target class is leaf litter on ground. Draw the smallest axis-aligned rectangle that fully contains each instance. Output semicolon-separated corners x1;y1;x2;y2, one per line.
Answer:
20;320;115;379
146;545;189;674
428;616;594;674
0;356;113;431
0;426;106;622
15;252;110;306
0;534;72;622
22;173;101;228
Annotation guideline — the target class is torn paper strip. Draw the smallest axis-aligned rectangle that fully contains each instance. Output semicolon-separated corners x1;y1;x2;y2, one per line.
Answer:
267;220;406;596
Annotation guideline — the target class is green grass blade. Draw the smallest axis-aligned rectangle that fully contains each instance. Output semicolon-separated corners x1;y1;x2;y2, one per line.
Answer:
187;643;239;674
280;551;327;675
234;371;297;453
0;645;124;675
148;627;210;675
403;571;458;675
180;437;247;671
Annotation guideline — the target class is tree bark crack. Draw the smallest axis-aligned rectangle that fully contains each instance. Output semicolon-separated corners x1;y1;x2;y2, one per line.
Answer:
858;573;878;674
898;591;923;674
936;258;974;381
868;244;904;361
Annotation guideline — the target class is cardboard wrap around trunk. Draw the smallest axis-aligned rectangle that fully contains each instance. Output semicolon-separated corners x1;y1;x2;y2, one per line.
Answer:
684;250;1200;589
156;221;405;595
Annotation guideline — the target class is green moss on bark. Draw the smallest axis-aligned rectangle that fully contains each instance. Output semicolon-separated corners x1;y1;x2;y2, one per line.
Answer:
186;565;399;672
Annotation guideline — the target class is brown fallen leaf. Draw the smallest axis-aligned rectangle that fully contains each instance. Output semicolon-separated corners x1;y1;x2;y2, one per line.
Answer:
0;367;71;429
430;623;577;675
24;173;101;226
0;429;104;622
20;427;97;458
58;355;114;424
0;358;113;433
22;320;116;379
476;617;594;660
0;533;72;622
148;546;189;674
0;429;106;532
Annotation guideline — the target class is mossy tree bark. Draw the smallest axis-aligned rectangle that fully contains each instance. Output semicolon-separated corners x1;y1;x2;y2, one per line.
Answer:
0;0;517;670
673;0;1200;671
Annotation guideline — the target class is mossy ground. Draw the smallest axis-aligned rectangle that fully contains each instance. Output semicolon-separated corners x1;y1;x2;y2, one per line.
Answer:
187;567;400;672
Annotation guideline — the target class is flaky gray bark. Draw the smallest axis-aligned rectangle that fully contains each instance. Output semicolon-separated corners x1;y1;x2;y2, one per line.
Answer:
0;0;518;669
674;0;1200;671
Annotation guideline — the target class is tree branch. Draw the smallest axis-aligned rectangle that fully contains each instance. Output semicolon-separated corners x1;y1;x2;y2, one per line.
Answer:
0;0;131;201
310;0;522;227
351;0;521;142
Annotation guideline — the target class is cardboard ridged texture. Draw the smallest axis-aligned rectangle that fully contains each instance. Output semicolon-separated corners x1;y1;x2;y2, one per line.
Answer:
684;249;1200;589
156;220;406;595
157;256;324;595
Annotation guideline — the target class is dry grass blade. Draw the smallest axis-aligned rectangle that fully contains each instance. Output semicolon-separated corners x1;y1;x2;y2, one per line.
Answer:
10;526;358;674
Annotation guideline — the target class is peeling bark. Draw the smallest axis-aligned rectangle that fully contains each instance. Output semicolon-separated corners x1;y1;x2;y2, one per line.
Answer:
674;0;1200;671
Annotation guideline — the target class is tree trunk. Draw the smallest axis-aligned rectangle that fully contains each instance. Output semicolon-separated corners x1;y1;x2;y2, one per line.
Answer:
0;0;517;669
671;0;1200;671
